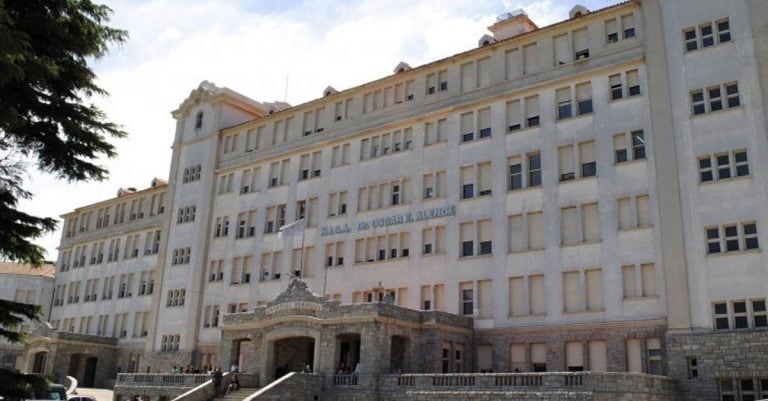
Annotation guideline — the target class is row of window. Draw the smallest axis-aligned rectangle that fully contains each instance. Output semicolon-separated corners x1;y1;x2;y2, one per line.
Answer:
712;299;767;331
63;192;165;238
719;377;768;401
53;311;149;339
52;271;155;306
214;11;640;157
59;230;162;271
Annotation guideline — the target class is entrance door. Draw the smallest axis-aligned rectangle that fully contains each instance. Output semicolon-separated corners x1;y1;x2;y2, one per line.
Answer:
273;337;315;377
83;357;97;387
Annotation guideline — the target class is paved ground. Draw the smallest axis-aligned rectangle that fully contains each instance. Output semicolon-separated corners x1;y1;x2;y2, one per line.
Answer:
73;388;113;401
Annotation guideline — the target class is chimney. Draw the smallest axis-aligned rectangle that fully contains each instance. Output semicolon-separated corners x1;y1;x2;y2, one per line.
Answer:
488;10;538;41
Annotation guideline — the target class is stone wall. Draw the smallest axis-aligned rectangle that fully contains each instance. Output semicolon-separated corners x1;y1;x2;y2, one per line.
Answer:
666;330;768;401
476;320;666;373
245;372;323;401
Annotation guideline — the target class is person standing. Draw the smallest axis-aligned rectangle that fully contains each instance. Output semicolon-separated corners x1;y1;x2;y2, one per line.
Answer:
212;366;223;395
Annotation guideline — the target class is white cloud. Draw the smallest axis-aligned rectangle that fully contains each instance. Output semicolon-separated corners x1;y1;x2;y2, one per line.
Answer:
18;0;613;261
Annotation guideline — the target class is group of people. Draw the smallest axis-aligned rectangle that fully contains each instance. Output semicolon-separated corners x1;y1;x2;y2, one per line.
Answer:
169;364;222;374
210;366;241;395
335;362;362;375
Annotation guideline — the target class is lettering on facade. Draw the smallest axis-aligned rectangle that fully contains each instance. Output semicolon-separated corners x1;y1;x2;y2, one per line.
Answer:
265;301;323;315
320;205;456;237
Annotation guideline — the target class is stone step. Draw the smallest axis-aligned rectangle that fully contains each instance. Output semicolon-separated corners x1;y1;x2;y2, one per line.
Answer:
217;388;259;401
405;390;595;401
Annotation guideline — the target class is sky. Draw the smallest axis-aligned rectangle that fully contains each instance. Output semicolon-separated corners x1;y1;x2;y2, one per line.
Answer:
19;0;617;261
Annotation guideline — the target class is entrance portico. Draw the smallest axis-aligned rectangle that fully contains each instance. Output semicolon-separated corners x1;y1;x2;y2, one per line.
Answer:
219;279;474;385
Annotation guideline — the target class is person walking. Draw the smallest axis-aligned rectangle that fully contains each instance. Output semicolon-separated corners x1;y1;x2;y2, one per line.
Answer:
211;366;223;395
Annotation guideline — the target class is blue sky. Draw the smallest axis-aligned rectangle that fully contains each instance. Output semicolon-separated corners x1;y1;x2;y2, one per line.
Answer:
22;0;619;260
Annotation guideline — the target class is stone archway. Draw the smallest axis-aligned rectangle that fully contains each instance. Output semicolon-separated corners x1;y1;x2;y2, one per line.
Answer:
31;351;48;374
261;327;321;383
232;338;252;372
274;336;315;376
68;353;98;387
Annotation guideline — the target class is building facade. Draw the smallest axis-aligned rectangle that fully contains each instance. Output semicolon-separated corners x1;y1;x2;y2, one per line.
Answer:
25;0;768;399
0;262;54;372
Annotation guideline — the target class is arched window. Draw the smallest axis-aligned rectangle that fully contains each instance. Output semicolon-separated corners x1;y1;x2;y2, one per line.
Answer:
195;111;204;129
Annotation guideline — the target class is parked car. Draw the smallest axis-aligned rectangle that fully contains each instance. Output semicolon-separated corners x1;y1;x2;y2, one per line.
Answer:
67;396;96;401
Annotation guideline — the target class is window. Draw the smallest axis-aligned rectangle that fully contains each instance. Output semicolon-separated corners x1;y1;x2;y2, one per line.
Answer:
260;251;282;281
691;82;740;115
331;143;351;167
705;221;759;254
353;232;410;264
459;163;491;199
357;178;411;212
460;282;474;316
507;152;542;190
614;131;647;163
324;241;345;267
714;299;767;331
622;263;656;299
423;171;446;200
686;358;698;379
561;203;600;245
508;274;546;316
606;13;637;42
684;18;731;52
291;246;315;278
508;211;543;253
170;248;191;265
176;206;196;224
563;269;603;313
194;111;203;129
609;70;641;100
698;150;749;182
576;82;593;115
360;128;413;160
426;69;448;95
617;194;652;230
298;151;322;180
422;225;446;255
239;166;260;194
556;88;572;120
208;260;224;282
459;219;492;258
579;141;596;178
646;338;662;375
424;118;448;146
327;191;348;217
182;165;202;183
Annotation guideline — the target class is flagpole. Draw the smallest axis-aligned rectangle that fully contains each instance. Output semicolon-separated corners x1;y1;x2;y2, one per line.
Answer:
299;219;305;279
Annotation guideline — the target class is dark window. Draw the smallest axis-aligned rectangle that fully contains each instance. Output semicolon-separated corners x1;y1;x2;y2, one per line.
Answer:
611;84;623;100
692;91;705;115
685;30;698;51
390;249;398;259
734;151;749;176
725;225;739;251
509;164;522;190
707;228;721;254
581;161;597;178
607;32;618;43
509;124;521;132
462;132;474;142
461;241;474;257
753;300;767;327
733;301;748;328
699;158;713;182
717;154;731;179
709;87;723;111
714;303;729;330
424;243;433;254
632;132;646;160
560;172;575;182
479;128;492;138
624;27;636;38
628;84;641;96
743;223;759;250
616;149;628;163
479;241;492;255
701;25;714;47
726;84;740;108
578;99;593;115
527;116;540;127
462;184;474;199
718;20;731;42
439;81;448;91
528;154;542;187
558;103;572;120
378;249;386;260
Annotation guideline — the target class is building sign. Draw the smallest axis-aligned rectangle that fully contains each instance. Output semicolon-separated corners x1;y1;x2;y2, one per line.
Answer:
320;205;456;237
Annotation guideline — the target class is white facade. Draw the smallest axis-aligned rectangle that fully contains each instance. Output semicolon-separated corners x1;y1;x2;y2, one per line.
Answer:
47;0;768;388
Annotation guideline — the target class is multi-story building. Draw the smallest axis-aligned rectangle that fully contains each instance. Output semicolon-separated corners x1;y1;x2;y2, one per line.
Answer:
0;261;55;371
17;0;768;399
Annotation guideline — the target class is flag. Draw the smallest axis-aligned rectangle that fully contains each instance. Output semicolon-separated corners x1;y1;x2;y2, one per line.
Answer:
278;218;306;239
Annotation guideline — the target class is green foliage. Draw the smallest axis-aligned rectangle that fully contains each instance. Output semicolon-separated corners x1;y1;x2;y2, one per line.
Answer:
0;0;127;393
0;369;49;399
0;0;127;263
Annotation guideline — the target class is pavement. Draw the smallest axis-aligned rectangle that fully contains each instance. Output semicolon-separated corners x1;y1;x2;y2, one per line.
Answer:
73;388;113;401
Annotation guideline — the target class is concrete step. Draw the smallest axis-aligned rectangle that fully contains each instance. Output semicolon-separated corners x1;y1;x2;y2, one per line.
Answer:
217;388;259;401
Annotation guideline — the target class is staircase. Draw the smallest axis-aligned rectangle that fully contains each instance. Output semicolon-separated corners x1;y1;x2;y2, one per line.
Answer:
216;387;259;401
